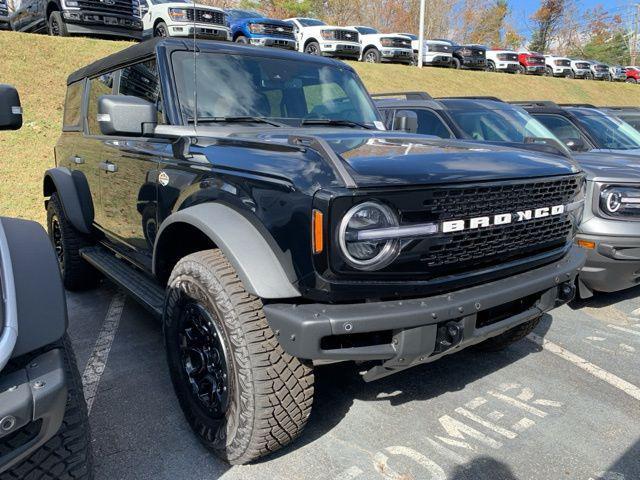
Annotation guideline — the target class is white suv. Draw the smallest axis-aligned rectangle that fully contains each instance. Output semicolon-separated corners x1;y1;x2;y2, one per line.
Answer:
285;17;360;59
485;49;519;73
544;55;572;77
570;59;593;79
396;34;453;66
349;26;412;64
140;0;230;40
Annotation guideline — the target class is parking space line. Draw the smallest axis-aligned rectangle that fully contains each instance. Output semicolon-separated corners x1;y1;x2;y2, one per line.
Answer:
82;291;126;414
607;324;640;337
527;333;640;402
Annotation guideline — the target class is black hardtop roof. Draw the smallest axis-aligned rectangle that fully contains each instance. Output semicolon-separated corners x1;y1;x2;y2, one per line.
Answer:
67;38;348;85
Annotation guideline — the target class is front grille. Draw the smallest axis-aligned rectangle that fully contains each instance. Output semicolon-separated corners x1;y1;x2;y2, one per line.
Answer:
76;0;137;16
528;57;545;65
556;60;571;67
595;65;608;71
576;63;590;69
429;44;451;53
185;8;225;25
498;53;518;61
328;29;358;42
260;22;294;39
384;37;412;49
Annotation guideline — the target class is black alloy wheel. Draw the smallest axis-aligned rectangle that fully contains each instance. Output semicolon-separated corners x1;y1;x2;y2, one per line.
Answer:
154;21;169;37
178;302;230;416
305;41;320;55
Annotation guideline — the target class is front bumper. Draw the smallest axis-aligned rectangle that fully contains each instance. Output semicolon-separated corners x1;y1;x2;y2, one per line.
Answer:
524;65;545;74
593;72;608;79
460;56;486;69
0;349;67;474
423;54;452;66
380;48;413;62
577;234;640;294
495;62;519;72
249;36;296;49
63;11;142;39
169;23;230;40
551;67;571;77
266;246;584;381
573;69;590;78
320;42;361;58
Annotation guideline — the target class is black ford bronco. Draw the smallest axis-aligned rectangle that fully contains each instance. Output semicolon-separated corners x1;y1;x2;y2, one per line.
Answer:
0;85;92;479
45;39;585;464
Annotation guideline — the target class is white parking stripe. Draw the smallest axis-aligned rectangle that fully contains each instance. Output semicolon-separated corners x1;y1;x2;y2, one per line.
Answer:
527;333;640;402
608;324;640;337
82;291;126;414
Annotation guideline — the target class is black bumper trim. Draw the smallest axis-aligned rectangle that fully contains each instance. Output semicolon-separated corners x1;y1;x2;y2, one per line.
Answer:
0;349;67;474
265;246;585;365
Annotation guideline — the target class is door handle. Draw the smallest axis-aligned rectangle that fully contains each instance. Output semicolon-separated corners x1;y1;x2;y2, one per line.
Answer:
99;161;118;173
72;156;84;165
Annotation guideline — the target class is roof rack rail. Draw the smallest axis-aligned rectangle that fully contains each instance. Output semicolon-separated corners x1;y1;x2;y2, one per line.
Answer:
370;91;433;100
558;103;597;108
509;100;561;108
600;105;640;110
438;96;505;102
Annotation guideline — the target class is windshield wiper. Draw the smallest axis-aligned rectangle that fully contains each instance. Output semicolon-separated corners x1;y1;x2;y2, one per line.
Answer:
301;118;375;130
190;116;287;127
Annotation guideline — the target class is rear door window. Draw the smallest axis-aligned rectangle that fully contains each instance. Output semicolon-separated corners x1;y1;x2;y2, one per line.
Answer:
63;81;84;131
86;73;114;135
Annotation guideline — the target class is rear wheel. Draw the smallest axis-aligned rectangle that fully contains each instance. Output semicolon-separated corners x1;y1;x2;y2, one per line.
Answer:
48;11;68;36
363;48;381;63
475;317;541;352
164;249;314;464
304;41;320;55
46;193;97;290
154;21;169;37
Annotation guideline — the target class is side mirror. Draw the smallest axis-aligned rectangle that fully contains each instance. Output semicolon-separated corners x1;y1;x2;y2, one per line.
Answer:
98;95;157;136
393;110;418;133
564;137;585;151
0;84;23;131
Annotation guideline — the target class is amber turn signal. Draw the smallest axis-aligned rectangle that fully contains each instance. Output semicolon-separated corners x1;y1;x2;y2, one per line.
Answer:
312;209;324;254
577;239;596;250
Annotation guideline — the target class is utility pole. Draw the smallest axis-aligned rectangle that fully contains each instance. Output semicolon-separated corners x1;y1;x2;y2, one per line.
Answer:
632;3;639;66
417;0;426;68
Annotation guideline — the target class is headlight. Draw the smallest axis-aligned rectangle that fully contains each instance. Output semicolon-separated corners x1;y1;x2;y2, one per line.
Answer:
338;202;400;270
65;0;78;6
249;22;266;34
169;8;188;21
321;30;337;40
599;185;640;218
380;38;393;47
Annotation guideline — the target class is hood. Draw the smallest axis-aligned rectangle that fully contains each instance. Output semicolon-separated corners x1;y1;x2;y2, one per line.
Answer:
239;131;580;188
163;2;222;9
240;16;291;26
574;151;640;180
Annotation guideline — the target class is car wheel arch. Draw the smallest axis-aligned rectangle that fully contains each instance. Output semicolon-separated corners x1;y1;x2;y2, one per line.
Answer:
43;168;93;235
152;203;300;299
46;0;61;18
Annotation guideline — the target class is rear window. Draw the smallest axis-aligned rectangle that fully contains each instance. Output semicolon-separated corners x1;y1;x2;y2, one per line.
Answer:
63;81;84;131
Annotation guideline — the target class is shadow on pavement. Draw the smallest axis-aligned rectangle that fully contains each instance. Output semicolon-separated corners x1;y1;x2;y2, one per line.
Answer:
449;456;518;480
267;315;552;462
569;283;640;310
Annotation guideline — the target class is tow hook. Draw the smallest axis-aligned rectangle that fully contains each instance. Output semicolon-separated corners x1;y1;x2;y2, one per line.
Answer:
434;321;464;354
557;281;576;304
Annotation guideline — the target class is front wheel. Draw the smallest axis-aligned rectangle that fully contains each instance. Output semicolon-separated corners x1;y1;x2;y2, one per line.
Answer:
304;41;320;55
452;57;461;69
626;77;637;84
154;21;169;37
485;61;496;72
518;64;526;75
235;35;249;44
544;66;553;77
164;249;314;464
475;316;541;352
363;48;381;63
48;11;68;36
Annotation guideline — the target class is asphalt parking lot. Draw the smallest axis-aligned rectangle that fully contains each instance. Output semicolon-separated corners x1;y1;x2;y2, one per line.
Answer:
66;280;640;480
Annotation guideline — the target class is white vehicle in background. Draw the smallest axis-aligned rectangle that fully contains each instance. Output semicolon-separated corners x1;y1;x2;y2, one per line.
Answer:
485;49;519;73
396;34;453;66
570;59;593;79
544;55;572;77
349;26;413;64
589;61;610;81
140;0;230;40
609;65;627;82
285;17;360;59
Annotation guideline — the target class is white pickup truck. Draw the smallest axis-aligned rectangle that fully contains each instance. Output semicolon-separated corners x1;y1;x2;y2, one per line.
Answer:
285;17;360;59
349;26;412;64
139;0;230;40
570;59;593;79
544;55;572;77
485;49;519;73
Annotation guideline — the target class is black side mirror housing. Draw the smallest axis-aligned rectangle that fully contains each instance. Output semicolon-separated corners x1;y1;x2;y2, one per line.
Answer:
98;95;157;136
393;110;418;133
0;84;23;131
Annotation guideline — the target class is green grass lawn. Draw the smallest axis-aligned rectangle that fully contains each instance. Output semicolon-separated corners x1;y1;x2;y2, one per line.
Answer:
1;30;639;224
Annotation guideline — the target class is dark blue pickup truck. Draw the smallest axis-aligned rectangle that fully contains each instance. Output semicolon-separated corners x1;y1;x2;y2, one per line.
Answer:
226;8;296;50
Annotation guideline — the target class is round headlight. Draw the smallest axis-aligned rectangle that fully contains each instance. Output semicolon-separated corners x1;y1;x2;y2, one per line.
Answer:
605;191;622;213
338;202;399;270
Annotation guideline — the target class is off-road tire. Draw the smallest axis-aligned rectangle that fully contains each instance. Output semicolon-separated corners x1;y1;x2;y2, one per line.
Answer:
1;337;93;479
475;316;541;352
304;41;321;55
164;249;314;464
48;11;69;36
46;193;97;291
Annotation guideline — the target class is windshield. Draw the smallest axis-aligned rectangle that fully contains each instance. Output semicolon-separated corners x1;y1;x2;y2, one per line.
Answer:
356;26;378;35
227;9;262;21
447;107;571;153
298;18;325;27
172;51;381;127
572;111;640;150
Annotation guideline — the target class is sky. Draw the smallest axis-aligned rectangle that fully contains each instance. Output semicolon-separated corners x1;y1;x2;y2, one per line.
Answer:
510;0;631;38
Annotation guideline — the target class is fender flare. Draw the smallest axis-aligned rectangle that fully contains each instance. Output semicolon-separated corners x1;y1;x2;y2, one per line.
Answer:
153;203;301;299
43;167;93;234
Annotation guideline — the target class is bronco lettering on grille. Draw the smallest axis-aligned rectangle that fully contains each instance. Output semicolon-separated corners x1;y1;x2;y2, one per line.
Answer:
442;205;565;233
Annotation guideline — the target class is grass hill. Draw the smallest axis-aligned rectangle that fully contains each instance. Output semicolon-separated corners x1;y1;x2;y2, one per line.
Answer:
1;30;639;223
